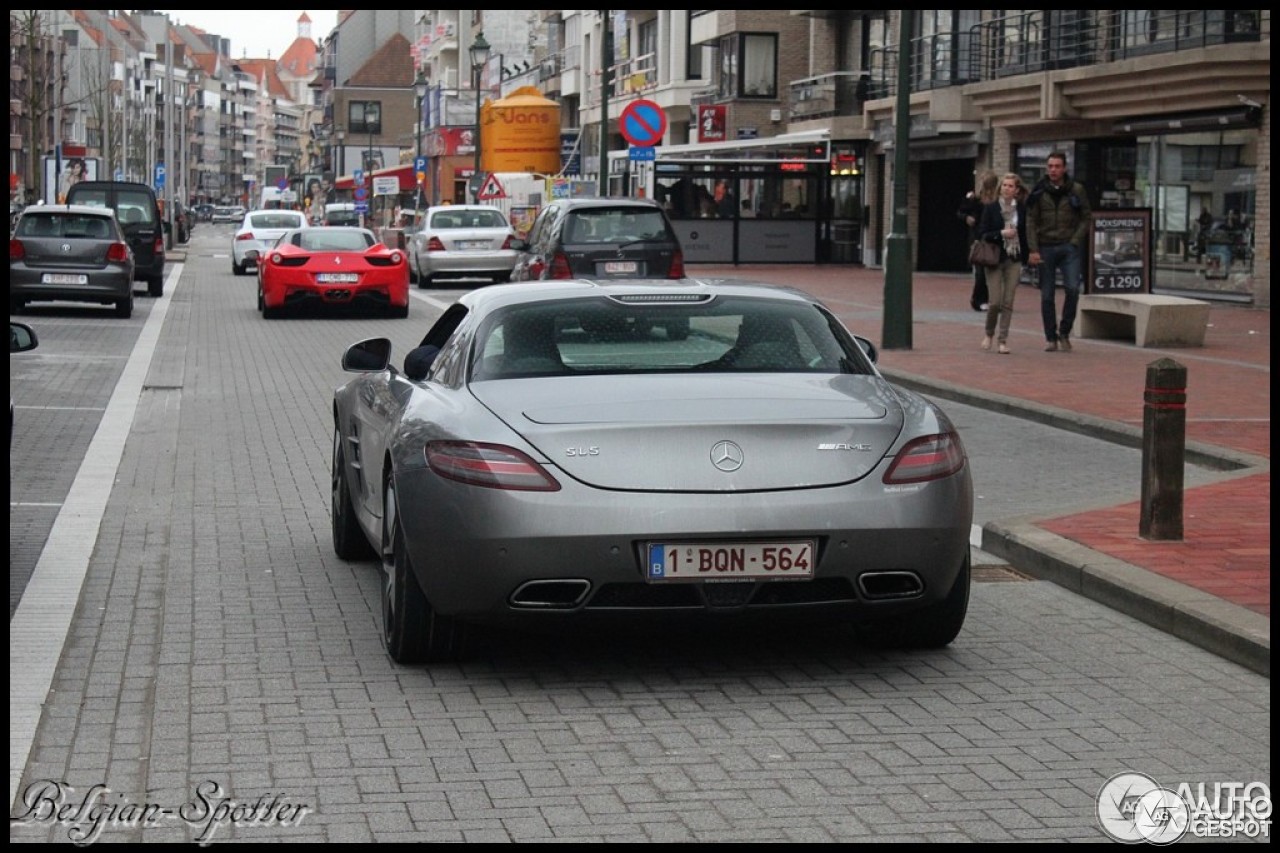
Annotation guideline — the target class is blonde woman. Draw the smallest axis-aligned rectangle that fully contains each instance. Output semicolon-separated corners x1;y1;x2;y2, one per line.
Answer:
977;173;1028;354
957;170;999;311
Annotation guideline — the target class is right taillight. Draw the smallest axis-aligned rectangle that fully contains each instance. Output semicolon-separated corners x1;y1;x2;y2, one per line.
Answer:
668;248;685;279
548;251;573;279
10;239;25;261
106;242;130;263
426;441;561;491
882;431;966;485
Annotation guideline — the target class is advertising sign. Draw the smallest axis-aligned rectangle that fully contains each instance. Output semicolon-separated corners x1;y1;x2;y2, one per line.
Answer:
481;86;562;174
372;175;400;196
698;105;727;143
44;156;101;203
1089;208;1152;295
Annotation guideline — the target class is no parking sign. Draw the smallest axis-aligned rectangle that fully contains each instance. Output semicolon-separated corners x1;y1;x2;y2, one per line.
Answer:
619;99;667;148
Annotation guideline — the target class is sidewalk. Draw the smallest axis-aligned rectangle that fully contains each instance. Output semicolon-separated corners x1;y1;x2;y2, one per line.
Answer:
695;264;1270;676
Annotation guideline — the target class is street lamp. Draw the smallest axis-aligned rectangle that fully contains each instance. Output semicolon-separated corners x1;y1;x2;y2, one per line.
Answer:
414;70;428;216
364;102;378;227
335;128;345;177
469;32;491;203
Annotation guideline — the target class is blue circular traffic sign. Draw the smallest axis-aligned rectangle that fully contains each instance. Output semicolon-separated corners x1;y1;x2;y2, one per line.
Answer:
619;99;667;148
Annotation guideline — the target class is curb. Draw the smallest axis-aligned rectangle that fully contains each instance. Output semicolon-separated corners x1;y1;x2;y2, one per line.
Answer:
881;366;1270;678
982;519;1270;677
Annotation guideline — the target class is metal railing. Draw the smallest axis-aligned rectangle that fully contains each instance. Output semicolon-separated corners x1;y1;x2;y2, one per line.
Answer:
862;10;1265;99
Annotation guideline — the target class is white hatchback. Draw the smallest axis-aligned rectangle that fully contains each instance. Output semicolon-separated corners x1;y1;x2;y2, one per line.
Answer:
232;209;309;275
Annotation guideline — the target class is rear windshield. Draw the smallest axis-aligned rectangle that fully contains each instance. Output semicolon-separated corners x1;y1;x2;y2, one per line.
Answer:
562;208;672;244
68;187;158;226
294;230;374;252
430;209;508;229
470;296;871;380
17;212;115;239
249;212;306;230
325;211;359;226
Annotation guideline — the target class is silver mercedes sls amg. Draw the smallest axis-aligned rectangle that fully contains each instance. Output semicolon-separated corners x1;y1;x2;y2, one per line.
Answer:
332;278;974;663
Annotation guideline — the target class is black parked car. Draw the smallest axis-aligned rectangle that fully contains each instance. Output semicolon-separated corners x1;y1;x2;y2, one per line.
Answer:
510;198;685;282
63;180;166;296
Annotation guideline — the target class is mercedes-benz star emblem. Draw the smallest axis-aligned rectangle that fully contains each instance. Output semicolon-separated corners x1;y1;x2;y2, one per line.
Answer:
710;440;744;472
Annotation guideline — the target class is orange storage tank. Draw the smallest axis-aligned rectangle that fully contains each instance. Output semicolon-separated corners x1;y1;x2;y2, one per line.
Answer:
480;86;562;174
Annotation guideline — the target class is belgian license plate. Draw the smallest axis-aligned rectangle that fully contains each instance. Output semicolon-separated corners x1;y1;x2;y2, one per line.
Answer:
646;541;815;582
602;261;638;274
459;240;488;250
42;273;89;285
317;273;358;283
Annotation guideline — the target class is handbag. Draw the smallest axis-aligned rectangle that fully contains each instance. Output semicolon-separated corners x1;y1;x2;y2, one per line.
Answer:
968;239;1000;268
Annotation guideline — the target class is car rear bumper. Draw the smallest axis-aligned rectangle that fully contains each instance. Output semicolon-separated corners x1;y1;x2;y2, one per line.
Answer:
419;249;517;277
392;464;973;621
10;267;133;301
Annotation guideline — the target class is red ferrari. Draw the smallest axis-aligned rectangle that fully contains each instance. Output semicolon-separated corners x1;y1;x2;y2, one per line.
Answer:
256;227;409;319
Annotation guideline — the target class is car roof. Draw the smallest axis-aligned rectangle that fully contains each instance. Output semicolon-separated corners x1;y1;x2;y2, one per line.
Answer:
458;277;817;314
549;197;664;211
19;204;118;217
425;204;503;213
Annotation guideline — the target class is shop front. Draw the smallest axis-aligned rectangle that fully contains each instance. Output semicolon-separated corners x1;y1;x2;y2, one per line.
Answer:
617;131;867;266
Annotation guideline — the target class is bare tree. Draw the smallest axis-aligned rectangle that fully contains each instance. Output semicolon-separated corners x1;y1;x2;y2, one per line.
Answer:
9;10;57;202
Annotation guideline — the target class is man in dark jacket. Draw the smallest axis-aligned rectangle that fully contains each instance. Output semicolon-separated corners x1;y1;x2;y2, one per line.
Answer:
1026;151;1091;352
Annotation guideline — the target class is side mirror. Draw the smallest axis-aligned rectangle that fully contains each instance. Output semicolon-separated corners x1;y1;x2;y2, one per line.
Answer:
403;344;441;381
10;321;39;353
342;338;393;372
855;335;878;364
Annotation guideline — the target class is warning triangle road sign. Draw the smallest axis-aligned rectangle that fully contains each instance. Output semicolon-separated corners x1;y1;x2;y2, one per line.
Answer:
476;173;507;201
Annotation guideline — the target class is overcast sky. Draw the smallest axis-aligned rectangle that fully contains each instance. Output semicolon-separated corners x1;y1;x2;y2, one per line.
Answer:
153;9;340;61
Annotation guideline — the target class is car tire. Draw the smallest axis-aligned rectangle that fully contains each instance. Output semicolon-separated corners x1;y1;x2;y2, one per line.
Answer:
389;304;409;319
256;287;264;312
147;274;164;297
493;272;512;284
262;303;282;320
331;429;375;561
232;260;245;276
417;273;432;290
9;298;24;315
114;293;134;319
855;554;970;649
380;476;464;664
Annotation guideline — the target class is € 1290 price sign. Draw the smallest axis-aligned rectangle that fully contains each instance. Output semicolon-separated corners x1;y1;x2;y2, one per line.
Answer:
1089;209;1152;294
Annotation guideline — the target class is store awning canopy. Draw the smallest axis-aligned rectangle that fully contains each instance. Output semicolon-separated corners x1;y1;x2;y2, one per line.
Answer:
334;163;419;192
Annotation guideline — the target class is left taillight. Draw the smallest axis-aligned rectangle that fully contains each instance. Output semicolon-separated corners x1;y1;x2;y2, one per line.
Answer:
235;232;255;241
426;441;561;491
882;431;966;485
106;242;130;263
10;239;25;261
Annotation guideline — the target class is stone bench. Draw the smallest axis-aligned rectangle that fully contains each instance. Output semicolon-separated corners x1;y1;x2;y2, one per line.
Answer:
1078;294;1211;347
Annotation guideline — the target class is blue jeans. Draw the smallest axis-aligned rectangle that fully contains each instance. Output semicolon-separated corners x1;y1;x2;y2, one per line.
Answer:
1037;242;1082;342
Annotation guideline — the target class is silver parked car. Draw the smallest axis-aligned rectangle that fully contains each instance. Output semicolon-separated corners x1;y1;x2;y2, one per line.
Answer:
9;204;136;318
232;209;308;275
332;278;974;664
405;204;517;287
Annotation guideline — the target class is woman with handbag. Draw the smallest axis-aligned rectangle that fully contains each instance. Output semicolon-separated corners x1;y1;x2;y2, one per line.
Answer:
977;173;1029;354
957;171;999;311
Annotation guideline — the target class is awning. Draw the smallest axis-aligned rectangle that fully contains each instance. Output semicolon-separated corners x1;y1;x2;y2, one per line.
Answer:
334;164;418;192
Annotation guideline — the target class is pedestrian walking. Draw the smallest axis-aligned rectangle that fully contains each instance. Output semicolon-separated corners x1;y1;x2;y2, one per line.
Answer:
977;173;1029;355
1026;151;1091;352
958;170;998;311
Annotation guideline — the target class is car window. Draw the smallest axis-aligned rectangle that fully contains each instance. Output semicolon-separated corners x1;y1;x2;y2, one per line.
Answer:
116;191;158;225
563;208;670;244
250;212;305;230
297;230;374;252
470;297;866;380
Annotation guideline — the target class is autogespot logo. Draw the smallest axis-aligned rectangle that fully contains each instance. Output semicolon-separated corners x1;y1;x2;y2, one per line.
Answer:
1096;772;1189;844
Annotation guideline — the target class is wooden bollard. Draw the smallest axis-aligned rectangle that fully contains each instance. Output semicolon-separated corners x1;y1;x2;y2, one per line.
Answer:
1140;358;1186;540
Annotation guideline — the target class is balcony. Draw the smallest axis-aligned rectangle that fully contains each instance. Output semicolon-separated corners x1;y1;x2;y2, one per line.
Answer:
788;72;866;121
